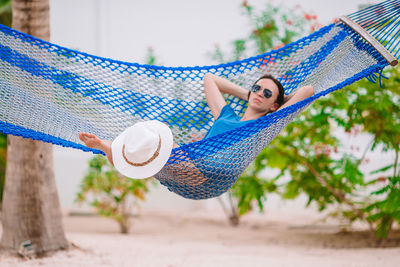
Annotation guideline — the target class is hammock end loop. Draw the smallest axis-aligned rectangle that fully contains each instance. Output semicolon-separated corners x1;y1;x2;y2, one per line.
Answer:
339;16;398;67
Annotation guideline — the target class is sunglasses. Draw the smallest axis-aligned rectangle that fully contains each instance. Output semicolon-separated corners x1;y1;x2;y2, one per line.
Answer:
250;84;273;98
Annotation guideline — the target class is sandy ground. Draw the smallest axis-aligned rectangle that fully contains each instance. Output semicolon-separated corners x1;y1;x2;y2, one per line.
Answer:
0;209;399;267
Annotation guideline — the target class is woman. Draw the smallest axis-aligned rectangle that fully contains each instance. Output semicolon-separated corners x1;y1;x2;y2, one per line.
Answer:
202;73;313;138
79;73;313;175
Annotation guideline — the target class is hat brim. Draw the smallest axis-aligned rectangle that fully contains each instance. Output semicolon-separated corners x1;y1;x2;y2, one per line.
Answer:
111;120;173;179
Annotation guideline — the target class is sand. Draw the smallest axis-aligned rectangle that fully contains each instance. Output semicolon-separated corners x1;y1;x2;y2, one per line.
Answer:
0;209;399;267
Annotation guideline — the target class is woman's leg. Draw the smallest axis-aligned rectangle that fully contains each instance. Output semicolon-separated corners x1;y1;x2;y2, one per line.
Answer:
79;133;114;165
79;132;180;166
79;132;207;184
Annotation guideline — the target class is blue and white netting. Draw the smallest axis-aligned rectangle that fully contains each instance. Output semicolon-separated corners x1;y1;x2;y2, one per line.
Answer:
0;0;398;199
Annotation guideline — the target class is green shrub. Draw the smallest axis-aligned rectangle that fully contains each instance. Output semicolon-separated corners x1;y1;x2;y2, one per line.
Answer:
76;155;154;233
211;1;400;241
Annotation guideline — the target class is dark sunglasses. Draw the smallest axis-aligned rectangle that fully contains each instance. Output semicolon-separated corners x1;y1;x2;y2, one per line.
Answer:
250;84;273;98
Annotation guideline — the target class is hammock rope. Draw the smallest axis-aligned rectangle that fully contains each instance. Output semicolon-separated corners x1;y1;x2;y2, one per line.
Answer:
0;0;399;199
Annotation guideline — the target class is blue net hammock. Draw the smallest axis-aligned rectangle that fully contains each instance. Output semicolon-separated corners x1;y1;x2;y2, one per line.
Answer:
1;0;400;199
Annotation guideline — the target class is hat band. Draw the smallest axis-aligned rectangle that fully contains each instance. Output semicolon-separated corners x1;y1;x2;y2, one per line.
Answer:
122;135;162;167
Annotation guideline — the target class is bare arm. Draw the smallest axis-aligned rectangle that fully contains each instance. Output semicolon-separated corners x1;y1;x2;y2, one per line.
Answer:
203;73;248;119
277;85;314;111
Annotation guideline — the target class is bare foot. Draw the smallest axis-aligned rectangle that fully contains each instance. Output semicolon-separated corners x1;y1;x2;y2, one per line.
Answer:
79;133;114;165
79;132;105;151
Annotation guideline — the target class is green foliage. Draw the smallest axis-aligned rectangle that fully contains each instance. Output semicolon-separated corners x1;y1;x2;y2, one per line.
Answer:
312;69;400;240
258;59;399;240
366;176;400;238
212;1;400;240
76;155;154;233
144;46;158;66
209;1;319;62
232;165;278;215
0;0;11;27
235;66;400;239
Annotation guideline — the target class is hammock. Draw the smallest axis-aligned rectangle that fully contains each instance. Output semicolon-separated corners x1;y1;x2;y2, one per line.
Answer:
1;0;399;199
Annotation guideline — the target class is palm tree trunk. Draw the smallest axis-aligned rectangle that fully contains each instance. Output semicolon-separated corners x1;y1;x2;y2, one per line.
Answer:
0;0;68;256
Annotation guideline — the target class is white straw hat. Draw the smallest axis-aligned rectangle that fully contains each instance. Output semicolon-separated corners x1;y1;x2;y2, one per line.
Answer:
111;120;173;179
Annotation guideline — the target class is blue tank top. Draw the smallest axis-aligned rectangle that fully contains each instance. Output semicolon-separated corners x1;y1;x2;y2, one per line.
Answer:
204;105;254;139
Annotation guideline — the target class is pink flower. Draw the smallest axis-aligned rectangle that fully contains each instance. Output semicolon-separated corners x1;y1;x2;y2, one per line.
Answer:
305;13;313;20
264;23;273;29
273;44;284;50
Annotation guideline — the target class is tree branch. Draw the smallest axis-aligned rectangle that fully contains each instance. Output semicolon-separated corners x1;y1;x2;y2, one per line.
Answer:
357;137;375;165
228;191;239;218
281;149;374;231
394;149;399;178
217;196;230;218
301;159;374;231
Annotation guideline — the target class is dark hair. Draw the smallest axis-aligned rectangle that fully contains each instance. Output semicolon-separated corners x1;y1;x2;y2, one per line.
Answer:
247;74;285;107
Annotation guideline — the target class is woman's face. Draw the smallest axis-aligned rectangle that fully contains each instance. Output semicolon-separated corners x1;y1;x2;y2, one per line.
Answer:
248;78;280;113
